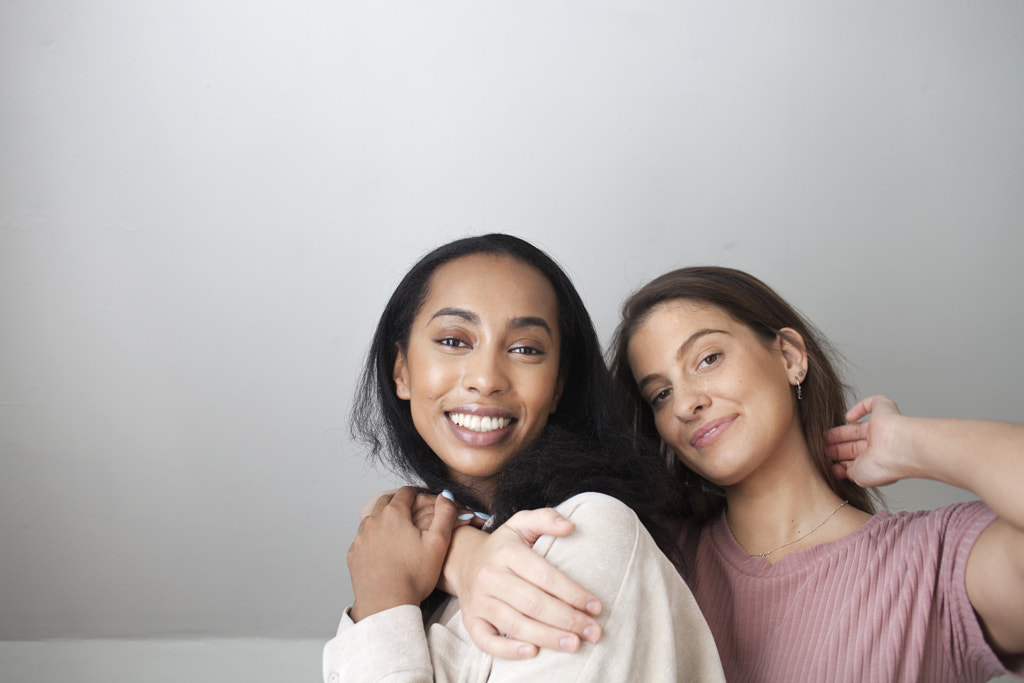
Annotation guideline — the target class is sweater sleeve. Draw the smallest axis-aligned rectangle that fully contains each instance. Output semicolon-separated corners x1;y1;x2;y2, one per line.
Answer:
322;605;434;683
486;492;724;683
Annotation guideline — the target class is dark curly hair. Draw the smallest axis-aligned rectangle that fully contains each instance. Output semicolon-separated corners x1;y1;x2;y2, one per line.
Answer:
609;266;879;524
351;233;673;527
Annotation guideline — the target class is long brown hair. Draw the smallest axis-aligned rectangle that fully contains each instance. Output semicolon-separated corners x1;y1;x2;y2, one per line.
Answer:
609;266;879;523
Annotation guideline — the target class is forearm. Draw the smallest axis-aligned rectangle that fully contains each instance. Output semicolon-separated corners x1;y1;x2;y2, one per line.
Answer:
904;417;1024;530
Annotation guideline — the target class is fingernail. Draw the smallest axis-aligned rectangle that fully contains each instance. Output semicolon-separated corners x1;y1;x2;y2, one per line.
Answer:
554;516;572;526
559;636;578;652
517;645;536;658
457;513;475;521
440;489;455;502
474;510;491;521
583;624;600;642
585;600;601;615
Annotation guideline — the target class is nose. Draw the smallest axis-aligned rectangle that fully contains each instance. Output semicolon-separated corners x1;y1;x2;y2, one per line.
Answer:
462;349;510;395
672;382;708;421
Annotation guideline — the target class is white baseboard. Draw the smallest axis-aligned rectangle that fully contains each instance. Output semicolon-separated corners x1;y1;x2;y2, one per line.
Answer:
0;638;325;683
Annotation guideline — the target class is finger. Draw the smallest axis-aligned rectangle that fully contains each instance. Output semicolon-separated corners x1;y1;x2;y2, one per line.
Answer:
429;492;459;534
845;396;874;423
368;491;397;517
481;572;602;645
825;440;864;462
493;533;602;619
503;507;578;545
465;599;593;657
824;422;867;445
360;489;398;520
412;510;435;532
412;492;438;513
465;618;540;660
831;461;851;480
387;486;419;513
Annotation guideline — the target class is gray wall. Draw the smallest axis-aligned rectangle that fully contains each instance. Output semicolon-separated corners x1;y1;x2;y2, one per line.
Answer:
2;1;1022;680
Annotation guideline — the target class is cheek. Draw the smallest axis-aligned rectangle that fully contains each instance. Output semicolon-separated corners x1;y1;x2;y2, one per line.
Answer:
654;411;681;444
410;362;455;401
525;366;561;399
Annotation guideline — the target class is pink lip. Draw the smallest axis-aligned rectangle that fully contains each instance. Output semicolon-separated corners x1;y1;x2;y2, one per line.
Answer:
690;415;737;449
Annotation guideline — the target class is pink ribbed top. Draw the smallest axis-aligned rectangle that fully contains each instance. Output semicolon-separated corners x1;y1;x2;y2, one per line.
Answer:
677;501;1022;682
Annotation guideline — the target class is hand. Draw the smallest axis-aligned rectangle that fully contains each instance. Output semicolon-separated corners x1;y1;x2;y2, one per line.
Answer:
360;489;481;531
826;394;913;487
452;508;603;659
348;486;457;621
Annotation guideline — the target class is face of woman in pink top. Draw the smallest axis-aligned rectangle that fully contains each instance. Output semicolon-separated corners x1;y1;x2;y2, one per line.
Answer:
626;299;808;488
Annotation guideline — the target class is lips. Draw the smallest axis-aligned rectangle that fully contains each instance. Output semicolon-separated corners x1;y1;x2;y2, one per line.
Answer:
690;415;737;449
445;408;517;447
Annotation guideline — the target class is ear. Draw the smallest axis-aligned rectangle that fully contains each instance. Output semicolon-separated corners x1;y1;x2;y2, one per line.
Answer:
549;366;567;414
777;327;808;386
393;346;411;400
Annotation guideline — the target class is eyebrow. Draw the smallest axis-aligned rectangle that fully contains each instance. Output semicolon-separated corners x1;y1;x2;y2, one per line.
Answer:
635;328;728;392
429;308;553;336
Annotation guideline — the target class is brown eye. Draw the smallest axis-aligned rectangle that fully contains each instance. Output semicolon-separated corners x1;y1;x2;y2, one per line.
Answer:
650;387;672;407
437;337;469;348
698;353;721;369
510;345;543;355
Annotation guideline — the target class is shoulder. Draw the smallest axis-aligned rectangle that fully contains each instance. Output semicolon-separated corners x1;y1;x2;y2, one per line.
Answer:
548;493;650;558
533;493;667;597
553;491;640;527
880;500;995;543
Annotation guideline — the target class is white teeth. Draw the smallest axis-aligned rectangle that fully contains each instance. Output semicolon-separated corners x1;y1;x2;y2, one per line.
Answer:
450;413;511;432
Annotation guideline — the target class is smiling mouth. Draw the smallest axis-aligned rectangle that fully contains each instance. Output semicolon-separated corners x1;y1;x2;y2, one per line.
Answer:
448;413;514;433
690;415;737;449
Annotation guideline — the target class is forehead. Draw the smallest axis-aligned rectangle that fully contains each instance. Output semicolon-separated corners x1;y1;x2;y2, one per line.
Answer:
627;300;738;365
639;299;735;335
420;254;559;325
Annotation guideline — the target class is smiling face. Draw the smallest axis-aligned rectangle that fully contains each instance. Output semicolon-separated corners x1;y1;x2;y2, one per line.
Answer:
393;254;564;506
626;299;808;489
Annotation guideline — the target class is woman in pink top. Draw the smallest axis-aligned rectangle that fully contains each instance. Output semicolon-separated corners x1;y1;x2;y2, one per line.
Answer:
439;266;1024;681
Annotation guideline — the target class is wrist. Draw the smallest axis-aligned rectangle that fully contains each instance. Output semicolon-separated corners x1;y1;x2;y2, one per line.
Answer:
892;414;929;480
351;589;421;623
440;526;485;597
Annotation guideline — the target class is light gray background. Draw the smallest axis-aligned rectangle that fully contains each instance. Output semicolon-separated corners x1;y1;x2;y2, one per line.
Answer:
2;1;1022;681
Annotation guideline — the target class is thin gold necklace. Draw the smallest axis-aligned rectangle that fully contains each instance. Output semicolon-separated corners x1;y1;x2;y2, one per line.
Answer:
751;500;849;560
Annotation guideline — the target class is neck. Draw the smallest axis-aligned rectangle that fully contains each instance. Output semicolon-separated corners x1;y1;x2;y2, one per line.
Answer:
450;475;496;514
723;450;863;563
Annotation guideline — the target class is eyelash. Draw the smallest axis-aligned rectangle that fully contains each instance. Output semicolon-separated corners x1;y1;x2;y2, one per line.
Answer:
510;345;543;355
436;338;545;356
698;352;721;369
437;337;469;348
650;388;672;407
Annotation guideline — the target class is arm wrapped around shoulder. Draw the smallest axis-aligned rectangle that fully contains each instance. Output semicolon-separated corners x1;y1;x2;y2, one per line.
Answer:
489;492;725;682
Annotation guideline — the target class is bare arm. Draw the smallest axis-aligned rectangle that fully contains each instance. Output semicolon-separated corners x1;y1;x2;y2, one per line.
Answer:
827;395;1024;655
